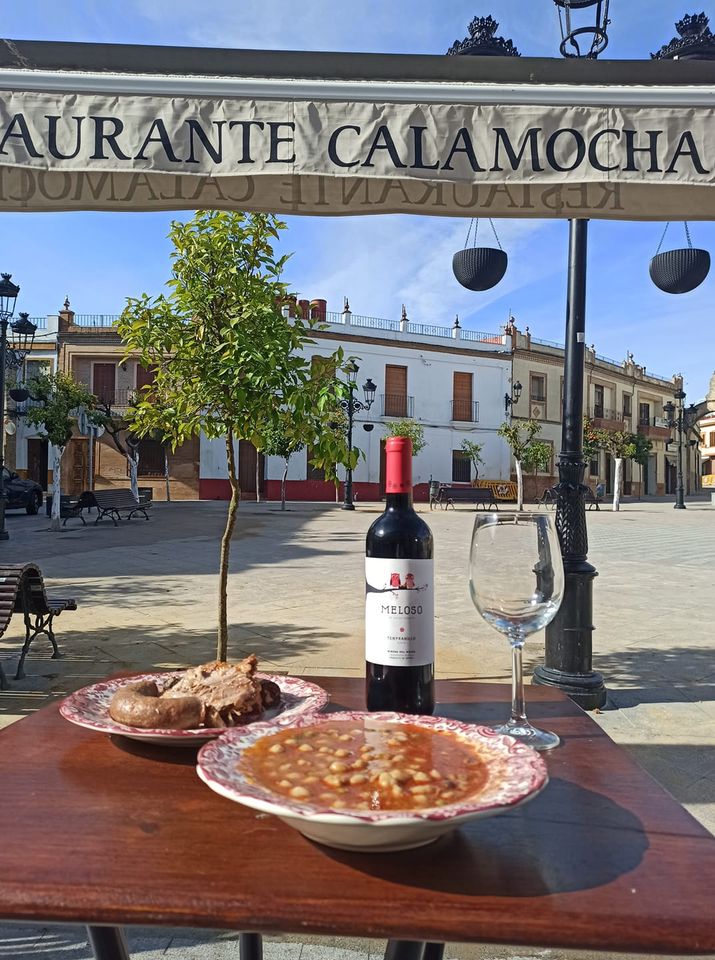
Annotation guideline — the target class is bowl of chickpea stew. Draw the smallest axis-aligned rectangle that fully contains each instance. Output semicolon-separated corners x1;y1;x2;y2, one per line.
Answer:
196;711;548;852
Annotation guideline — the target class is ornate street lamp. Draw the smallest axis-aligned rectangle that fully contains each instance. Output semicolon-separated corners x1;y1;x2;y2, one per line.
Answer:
531;1;613;710
663;390;700;510
554;0;611;59
339;361;376;510
0;273;21;541
504;380;522;416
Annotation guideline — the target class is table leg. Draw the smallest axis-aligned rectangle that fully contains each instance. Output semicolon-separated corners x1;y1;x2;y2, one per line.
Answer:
423;944;445;960
86;926;131;960
384;941;425;960
239;932;263;960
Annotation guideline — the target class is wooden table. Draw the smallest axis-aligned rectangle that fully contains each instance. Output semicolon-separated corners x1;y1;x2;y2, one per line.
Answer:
1;678;714;960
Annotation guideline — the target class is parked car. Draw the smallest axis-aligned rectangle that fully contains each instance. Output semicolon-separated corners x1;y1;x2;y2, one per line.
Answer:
1;468;43;514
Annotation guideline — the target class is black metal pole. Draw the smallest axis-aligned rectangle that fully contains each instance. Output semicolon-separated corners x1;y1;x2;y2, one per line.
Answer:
675;401;686;509
343;386;355;510
0;318;9;541
533;219;606;710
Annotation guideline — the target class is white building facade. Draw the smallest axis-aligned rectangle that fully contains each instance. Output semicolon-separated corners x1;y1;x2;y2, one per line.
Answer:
199;307;512;503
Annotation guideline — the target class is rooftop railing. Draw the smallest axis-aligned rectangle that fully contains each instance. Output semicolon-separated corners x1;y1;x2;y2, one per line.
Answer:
324;310;500;343
73;314;120;327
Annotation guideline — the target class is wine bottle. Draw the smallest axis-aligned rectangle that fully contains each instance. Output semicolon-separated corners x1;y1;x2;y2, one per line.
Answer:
365;436;435;715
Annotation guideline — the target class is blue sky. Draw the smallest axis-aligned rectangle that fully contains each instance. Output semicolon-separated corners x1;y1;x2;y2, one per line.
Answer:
2;0;714;400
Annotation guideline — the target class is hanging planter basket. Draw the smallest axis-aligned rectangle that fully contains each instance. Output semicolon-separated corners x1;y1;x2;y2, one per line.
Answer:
452;219;508;291
649;222;710;294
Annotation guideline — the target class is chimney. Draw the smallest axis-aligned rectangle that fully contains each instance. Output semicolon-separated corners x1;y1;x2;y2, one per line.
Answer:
310;298;327;322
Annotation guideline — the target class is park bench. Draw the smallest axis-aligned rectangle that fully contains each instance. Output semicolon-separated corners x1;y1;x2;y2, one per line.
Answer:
0;563;77;688
538;485;603;511
440;486;499;511
46;493;92;526
84;489;151;526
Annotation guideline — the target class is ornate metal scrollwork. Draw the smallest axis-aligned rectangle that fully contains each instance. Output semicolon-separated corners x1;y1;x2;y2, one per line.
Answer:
447;15;521;57
554;458;589;563
652;12;715;60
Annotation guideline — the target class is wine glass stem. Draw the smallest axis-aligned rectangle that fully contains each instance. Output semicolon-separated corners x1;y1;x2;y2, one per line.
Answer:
510;640;528;725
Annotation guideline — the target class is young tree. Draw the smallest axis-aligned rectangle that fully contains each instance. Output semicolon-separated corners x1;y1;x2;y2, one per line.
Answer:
23;372;96;531
631;433;653;500
384;419;427;455
261;422;305;511
497;419;543;510
460;440;484;480
595;429;636;512
92;400;141;499
118;210;348;661
523;440;552;499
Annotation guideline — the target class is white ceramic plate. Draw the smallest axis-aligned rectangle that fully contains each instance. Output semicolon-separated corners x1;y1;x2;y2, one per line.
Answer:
59;672;330;746
196;711;548;851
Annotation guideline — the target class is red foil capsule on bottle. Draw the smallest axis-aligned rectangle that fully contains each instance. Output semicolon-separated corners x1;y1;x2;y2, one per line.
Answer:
385;436;413;494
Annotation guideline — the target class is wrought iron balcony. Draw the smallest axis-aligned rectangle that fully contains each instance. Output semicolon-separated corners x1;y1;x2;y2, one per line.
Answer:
381;394;414;418
590;406;626;429
451;400;479;423
638;416;671;440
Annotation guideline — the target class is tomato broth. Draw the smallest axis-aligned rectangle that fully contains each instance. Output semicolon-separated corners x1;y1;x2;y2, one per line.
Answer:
240;720;488;812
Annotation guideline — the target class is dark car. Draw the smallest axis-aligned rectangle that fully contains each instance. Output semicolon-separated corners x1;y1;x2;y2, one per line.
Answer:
1;467;43;514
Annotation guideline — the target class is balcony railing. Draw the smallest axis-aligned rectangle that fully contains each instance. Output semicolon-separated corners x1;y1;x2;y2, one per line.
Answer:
451;400;479;422
590;406;626;426
638;417;671;439
90;388;136;409
74;314;120;327
381;394;414;418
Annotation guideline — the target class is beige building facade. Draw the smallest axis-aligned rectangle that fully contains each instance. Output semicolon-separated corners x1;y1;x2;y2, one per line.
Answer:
506;320;693;500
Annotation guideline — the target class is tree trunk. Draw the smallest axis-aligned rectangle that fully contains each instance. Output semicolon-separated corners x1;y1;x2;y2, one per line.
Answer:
613;457;623;512
164;446;171;502
515;458;524;511
128;454;139;500
281;459;288;511
255;456;261;503
217;432;240;662
50;446;64;532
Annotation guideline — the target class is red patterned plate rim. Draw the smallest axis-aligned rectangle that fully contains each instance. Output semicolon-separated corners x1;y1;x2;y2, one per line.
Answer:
59;672;330;741
197;710;548;824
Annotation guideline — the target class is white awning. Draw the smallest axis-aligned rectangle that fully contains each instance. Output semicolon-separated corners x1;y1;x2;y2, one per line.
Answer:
1;44;714;218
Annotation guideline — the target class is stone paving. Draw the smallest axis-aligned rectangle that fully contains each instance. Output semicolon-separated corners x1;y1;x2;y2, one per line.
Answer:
1;496;714;960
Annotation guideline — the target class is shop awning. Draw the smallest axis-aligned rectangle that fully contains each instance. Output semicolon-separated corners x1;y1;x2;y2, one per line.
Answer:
1;39;714;218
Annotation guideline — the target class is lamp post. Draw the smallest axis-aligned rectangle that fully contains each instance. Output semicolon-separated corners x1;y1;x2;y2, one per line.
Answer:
663;390;700;509
532;0;610;710
0;274;27;541
504;380;522;417
339;360;377;510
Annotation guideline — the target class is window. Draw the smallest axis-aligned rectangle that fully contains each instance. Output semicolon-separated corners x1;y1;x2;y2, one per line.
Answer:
639;402;650;426
135;438;165;477
136;365;156;390
306;448;325;481
710;432;715;448
594;385;604;419
590;457;599;477
623;394;632;417
25;359;50;382
452;372;474;421
384;364;408;417
92;362;116;405
452;450;471;483
530;373;546;402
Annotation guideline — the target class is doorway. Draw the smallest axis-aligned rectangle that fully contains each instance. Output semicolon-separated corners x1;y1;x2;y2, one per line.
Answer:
645;455;657;495
27;438;49;490
238;441;264;500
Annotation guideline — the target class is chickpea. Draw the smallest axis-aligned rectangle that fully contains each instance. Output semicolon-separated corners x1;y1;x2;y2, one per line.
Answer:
412;771;431;783
278;779;292;788
334;749;350;758
298;743;313;753
338;734;352;742
329;761;348;773
268;744;284;754
289;786;309;799
349;773;367;785
410;785;433;795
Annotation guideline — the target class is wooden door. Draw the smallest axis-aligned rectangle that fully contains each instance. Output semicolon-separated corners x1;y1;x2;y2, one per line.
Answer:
92;363;116;405
238;441;264;499
136;365;156;390
64;440;87;495
27;438;48;490
452;372;473;421
384;365;407;417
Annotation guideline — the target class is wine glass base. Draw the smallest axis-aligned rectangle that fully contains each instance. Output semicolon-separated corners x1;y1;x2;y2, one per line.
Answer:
493;721;560;752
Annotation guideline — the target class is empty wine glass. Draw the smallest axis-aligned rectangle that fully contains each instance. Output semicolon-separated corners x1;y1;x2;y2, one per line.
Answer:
469;512;564;751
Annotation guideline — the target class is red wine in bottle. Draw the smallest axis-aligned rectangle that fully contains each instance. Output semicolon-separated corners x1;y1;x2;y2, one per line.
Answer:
365;436;435;715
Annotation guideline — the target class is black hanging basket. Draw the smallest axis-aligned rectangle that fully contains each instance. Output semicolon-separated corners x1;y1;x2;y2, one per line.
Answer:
649;223;710;295
453;219;508;291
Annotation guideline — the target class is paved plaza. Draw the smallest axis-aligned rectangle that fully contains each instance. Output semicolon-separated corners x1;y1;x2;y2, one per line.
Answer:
1;496;714;960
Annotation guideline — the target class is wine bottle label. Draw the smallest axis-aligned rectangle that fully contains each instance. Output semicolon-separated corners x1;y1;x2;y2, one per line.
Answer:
365;558;434;667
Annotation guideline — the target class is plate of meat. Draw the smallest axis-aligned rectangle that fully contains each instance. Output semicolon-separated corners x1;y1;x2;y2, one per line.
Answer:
59;656;329;745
